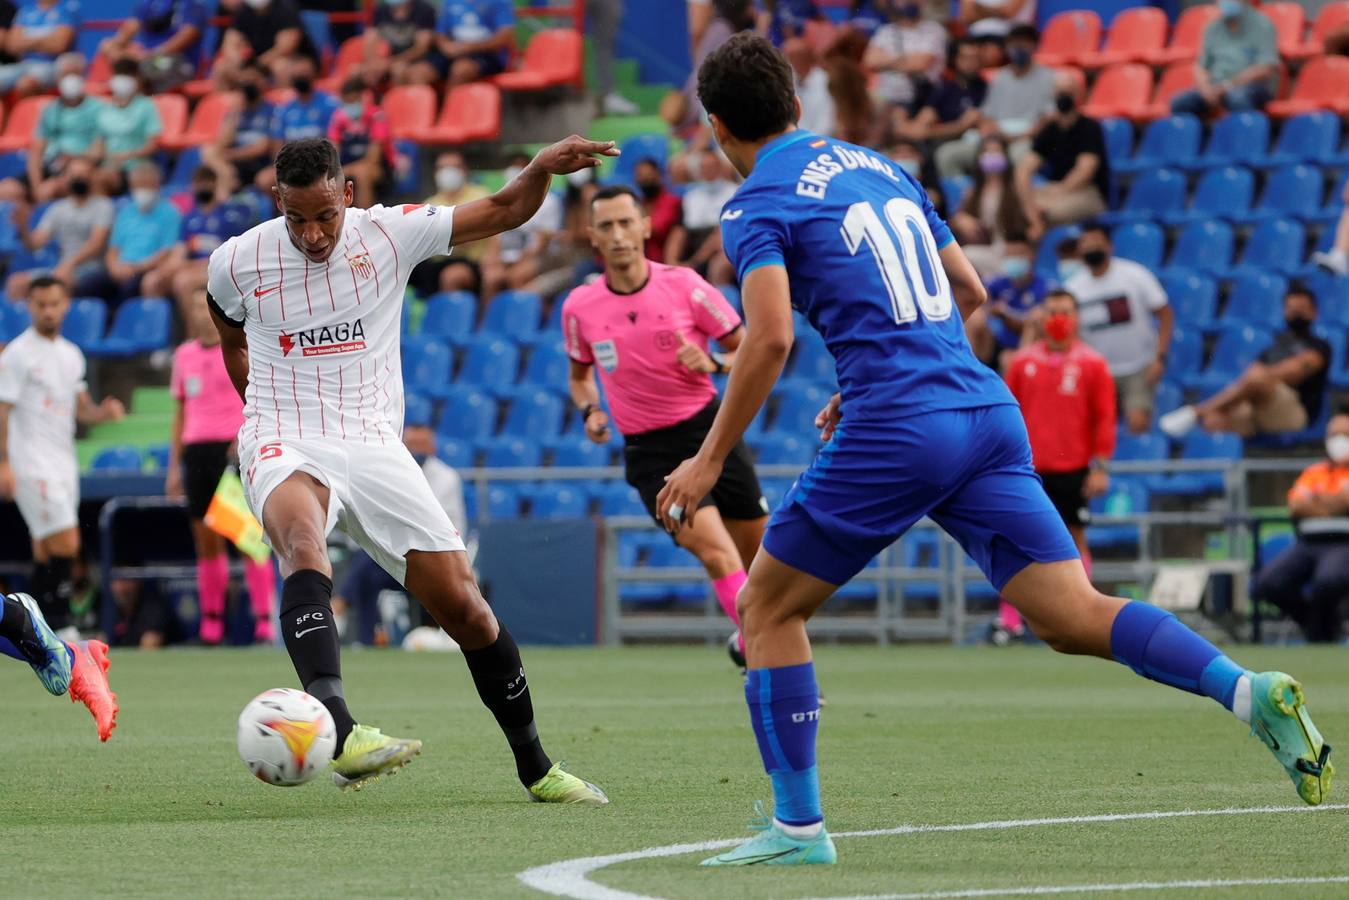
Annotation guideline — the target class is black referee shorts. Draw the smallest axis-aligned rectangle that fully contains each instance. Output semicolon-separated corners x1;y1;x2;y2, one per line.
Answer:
182;441;232;520
1038;468;1091;528
623;399;769;530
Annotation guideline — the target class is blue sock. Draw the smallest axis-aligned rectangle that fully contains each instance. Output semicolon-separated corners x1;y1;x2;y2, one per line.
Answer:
0;637;23;662
745;662;823;827
1110;600;1246;710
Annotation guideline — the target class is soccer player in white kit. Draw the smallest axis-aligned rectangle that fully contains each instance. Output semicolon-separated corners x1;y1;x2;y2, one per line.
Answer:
206;137;616;798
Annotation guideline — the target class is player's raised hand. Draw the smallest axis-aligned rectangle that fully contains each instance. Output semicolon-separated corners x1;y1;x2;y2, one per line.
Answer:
815;392;842;442
584;408;612;444
656;454;722;533
675;331;715;374
532;136;619;176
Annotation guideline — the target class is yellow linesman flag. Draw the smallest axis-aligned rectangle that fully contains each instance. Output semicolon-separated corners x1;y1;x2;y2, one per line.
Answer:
203;468;270;563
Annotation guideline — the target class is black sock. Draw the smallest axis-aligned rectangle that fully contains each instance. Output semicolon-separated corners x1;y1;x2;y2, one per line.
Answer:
32;557;73;629
0;595;46;665
462;626;553;786
279;569;355;751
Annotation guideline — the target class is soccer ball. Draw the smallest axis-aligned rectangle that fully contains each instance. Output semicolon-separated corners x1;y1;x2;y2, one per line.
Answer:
237;688;336;786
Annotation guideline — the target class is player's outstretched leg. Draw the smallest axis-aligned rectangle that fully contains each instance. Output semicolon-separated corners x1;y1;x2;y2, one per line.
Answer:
404;550;608;805
703;551;837;866
1003;560;1333;805
0;592;73;695
67;639;119;741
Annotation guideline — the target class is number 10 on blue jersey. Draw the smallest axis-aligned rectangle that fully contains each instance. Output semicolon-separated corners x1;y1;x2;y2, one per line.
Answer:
840;197;953;326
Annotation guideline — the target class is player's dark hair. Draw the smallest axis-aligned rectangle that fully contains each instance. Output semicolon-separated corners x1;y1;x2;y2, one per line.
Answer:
28;275;68;297
1008;24;1040;44
1045;288;1078;308
1286;281;1317;308
1078;223;1110;242
275;138;343;190
591;184;643;214
697;32;797;142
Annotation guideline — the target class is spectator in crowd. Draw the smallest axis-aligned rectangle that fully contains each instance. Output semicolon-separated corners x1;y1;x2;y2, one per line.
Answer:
6;157;112;300
480;153;568;297
27;58;103;202
950;134;1029;277
898;37;986;147
256;56;339;192
589;0;639;115
633;157;687;265
326;77;395;210
935;25;1053;179
410;150;495;297
98;0;208;93
1054;235;1083;285
1160;286;1330;440
364;0;438;86
821;27;880;146
215;0;315;89
1000;287;1114;643
959;0;1034;43
93;57;163;196
1311;183;1349;276
1065;224;1172;435
1015;72;1109;238
1170;0;1278;116
201;60;275;194
429;0;516;87
677;149;737;283
0;2;16;53
164;166;252;315
0;0;78;97
783;33;836;137
95;162;182;302
665;0;758;135
1252;413;1349;644
864;0;946;133
964;238;1045;369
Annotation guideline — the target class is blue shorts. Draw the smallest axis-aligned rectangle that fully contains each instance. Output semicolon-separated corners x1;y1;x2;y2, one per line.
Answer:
762;404;1079;589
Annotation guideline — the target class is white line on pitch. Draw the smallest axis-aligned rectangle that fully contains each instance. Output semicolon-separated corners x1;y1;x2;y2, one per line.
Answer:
516;803;1349;900
827;876;1349;899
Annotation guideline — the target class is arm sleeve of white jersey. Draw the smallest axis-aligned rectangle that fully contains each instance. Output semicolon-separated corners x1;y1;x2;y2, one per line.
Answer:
370;203;457;266
75;351;87;395
0;347;23;404
205;239;246;327
1138;265;1168;312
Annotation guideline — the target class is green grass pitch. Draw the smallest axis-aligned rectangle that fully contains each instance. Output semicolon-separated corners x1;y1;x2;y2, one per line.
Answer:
4;644;1347;898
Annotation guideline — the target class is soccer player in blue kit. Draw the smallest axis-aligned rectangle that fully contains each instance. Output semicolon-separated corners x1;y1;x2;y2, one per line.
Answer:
656;33;1333;866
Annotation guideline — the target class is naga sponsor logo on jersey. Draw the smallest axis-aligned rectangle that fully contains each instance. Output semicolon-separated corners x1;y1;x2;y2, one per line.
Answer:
347;252;376;280
796;145;898;199
278;318;367;357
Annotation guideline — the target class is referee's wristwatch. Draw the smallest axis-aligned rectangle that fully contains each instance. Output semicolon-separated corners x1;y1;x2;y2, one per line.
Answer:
580;403;600;424
710;352;729;375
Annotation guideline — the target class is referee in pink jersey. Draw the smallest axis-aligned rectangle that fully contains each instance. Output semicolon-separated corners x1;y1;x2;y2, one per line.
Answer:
563;185;767;669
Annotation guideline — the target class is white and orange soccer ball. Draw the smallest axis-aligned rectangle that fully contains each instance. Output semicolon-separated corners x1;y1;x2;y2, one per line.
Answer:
237;688;337;786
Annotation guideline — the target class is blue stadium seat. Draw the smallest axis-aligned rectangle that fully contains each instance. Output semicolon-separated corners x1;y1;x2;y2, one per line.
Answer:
400;335;453;397
596;481;645;516
1222;273;1287;329
1111;222;1165;269
1183;323;1270;394
531;483;588;519
1242;165;1324;225
1160;272;1217;327
1034;224;1082;278
90;297;171;357
5;300;35;339
1166;326;1205;376
1162;165;1254;226
1230;219;1306;279
165;147;202;190
479;436;542;468
608;133;669;186
143;443;170;471
457;335;520;393
772;384;832;435
481;290;542;337
1161;431;1243;496
1163;221;1234;277
421;290;477;345
519;342;571;389
501;389;563;438
549;438;608;468
1115;115;1199;174
1261;112;1341;168
900;530;942;603
1153;381;1183;418
435;437;474;469
91;444;143;472
403;393;433;428
1196;112;1269;170
644;542;705;603
486;483;523;518
434;384;496;439
941;175;972;209
1087;477;1149;550
60;297;106;350
1114;430;1169;463
1100;118;1134;169
754;433;813;466
1099;168;1186;224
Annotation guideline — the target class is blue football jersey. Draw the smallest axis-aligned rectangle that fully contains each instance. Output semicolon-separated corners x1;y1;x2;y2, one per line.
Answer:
720;130;1015;422
182;201;252;260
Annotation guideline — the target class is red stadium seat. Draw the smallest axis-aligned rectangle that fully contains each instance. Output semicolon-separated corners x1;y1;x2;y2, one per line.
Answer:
409;83;502;145
0;96;50;153
379;85;436;141
1141;62;1197;120
86;52;111;93
1080;7;1168;68
1266;55;1349;116
1262;3;1307;59
318;35;387;93
1147;4;1219;65
1081;63;1153;120
492;29;582;91
162;91;239;151
1035;11;1102;67
1294;1;1349;59
151;94;188;147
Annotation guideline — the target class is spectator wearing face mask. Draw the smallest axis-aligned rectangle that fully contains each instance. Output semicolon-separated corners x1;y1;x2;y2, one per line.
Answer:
1170;0;1277;117
633;157;687;265
865;0;946;134
1161;285;1329;441
201;60;275;194
215;0;315;89
6;156;112;301
27;56;103;202
410;151;494;298
327;77;396;210
365;0;439;87
480;153;568;297
899;37;986;148
0;0;79;98
255;56;339;193
964;238;1044;370
1252;413;1349;644
1015;72;1109;241
959;0;1035;42
158;166;252;317
429;0;516;87
93;162;182;303
92;58;162;196
950;135;1029;278
97;0;208;93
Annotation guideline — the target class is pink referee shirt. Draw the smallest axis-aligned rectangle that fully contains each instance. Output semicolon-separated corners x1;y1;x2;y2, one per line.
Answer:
171;340;245;445
563;262;741;436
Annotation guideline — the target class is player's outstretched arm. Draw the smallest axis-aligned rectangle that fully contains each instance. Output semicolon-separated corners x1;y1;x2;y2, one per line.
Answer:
940;242;988;323
451;136;618;247
210;304;250;403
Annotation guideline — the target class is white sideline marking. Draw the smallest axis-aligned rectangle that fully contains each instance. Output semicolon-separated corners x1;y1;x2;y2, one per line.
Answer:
516;803;1349;900
830;876;1349;899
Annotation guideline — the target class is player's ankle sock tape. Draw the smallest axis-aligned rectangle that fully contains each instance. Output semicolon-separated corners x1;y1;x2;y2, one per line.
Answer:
746;663;823;826
1110;600;1242;709
280;569;355;747
712;570;746;626
462;626;552;786
0;596;45;665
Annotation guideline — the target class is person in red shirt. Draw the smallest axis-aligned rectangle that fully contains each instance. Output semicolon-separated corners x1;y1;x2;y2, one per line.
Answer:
1000;288;1117;641
633;157;687;265
326;77;397;210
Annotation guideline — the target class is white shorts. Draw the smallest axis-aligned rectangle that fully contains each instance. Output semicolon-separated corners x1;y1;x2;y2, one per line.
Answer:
239;436;464;583
15;472;79;541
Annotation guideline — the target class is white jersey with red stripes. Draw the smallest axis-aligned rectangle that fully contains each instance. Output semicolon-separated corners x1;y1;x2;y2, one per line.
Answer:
206;202;455;446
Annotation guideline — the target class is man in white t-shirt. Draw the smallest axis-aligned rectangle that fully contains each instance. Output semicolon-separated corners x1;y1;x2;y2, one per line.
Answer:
864;0;947;121
1065;224;1173;435
206;136;615;801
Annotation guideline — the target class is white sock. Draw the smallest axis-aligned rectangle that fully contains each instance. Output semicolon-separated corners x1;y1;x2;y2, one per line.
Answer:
1232;674;1252;724
775;818;823;839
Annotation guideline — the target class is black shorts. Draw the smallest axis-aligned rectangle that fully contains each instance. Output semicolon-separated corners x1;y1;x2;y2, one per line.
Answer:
623;399;768;530
1038;468;1090;528
182;441;232;520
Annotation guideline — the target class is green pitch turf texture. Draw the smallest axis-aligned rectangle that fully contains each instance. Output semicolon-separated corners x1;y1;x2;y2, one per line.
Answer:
4;644;1346;898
